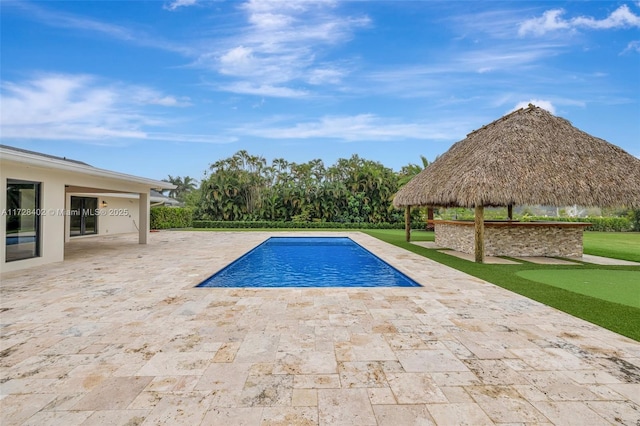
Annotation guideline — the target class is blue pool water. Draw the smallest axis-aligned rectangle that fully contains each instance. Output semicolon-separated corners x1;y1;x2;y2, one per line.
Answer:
197;237;421;288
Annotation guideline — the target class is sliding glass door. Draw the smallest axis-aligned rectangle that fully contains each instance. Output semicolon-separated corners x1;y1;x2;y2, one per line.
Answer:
5;179;41;262
69;196;98;237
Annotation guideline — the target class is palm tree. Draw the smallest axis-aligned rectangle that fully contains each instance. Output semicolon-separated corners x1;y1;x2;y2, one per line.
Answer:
163;175;198;202
397;155;434;230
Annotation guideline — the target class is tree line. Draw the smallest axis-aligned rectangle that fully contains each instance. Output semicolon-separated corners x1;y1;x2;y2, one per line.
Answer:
164;150;428;224
163;150;640;230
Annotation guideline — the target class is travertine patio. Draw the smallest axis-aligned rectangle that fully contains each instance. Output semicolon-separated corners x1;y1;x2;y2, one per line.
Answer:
1;231;639;425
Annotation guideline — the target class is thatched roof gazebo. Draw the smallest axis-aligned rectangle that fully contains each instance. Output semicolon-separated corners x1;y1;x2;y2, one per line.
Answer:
394;104;640;262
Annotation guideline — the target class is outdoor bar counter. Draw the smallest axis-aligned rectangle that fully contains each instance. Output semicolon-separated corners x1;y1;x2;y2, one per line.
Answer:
431;220;591;257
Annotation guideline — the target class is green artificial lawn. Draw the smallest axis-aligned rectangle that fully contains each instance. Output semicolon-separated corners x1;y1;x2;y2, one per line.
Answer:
583;231;640;262
363;229;640;341
516;270;640;309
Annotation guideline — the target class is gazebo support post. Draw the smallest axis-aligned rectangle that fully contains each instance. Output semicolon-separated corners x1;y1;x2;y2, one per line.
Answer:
405;205;411;242
474;205;484;263
426;206;434;231
507;204;513;220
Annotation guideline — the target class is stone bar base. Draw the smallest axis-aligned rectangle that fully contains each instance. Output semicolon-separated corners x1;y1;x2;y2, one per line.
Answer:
433;220;591;257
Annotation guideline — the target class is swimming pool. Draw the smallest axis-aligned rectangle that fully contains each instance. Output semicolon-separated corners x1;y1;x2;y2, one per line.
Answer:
197;237;421;288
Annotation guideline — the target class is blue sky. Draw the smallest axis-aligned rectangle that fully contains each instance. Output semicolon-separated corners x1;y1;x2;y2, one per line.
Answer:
1;0;639;183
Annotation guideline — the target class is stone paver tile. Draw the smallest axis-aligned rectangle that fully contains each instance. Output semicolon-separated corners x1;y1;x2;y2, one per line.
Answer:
430;371;481;387
510;348;594;370
72;376;153;411
248;363;275;376
293;374;341;389
338;361;387;388
586;384;632;401
213;341;241;362
274;350;337;375
80;409;150;425
559;369;624;384
142;392;213;425
1;378;58;395
127;391;163;410
439;386;474;403
466;385;549;423
367;387;396;405
22;409;93;426
261;407;318;425
193;362;251;393
277;334;316;352
531;400;611;425
463;359;530;385
427;402;494;425
241;375;293;407
349;334;397;361
396;349;469;373
453;332;518;360
606;384;640;405
146;376;182;392
373;404;436;425
596;357;640;384
318;388;376;425
201;407;263;425
334;341;355;361
42;393;87;411
369;308;416;321
0;394;57;425
439;339;476;359
235;332;280;363
513;384;551;402
519;370;602;401
7;354;88;380
585;400;640;425
383;333;430;350
0;335;66;370
292;389;317;406
39;336;100;355
385;372;448;404
135;352;213;376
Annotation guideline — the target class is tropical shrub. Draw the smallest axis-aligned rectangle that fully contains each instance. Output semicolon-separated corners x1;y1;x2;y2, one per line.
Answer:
151;207;193;229
521;216;632;232
192;220;424;230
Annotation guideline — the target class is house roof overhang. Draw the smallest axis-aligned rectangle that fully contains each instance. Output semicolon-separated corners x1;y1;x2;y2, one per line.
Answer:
1;145;176;191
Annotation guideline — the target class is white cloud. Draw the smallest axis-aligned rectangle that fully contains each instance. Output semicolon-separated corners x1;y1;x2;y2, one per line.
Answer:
511;100;556;114
622;40;640;54
164;0;198;11
203;0;369;97
307;67;346;85
7;2;192;55
0;74;228;144
519;5;640;36
219;82;308;98
233;114;466;142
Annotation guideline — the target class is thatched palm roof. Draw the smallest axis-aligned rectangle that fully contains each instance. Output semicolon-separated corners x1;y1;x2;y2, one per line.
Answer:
394;104;640;208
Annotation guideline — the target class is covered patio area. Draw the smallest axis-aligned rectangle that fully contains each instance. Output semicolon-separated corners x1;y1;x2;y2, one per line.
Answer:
2;231;639;425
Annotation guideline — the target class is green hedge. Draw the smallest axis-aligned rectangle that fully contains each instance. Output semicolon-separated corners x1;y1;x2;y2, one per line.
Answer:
192;220;423;230
522;216;632;232
151;207;194;229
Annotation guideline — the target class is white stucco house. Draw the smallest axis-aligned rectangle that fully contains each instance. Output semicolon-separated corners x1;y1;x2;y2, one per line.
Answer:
1;145;175;273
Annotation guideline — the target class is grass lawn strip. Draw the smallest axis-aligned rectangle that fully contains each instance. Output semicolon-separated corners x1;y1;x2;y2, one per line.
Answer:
516;270;640;309
583;231;640;262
